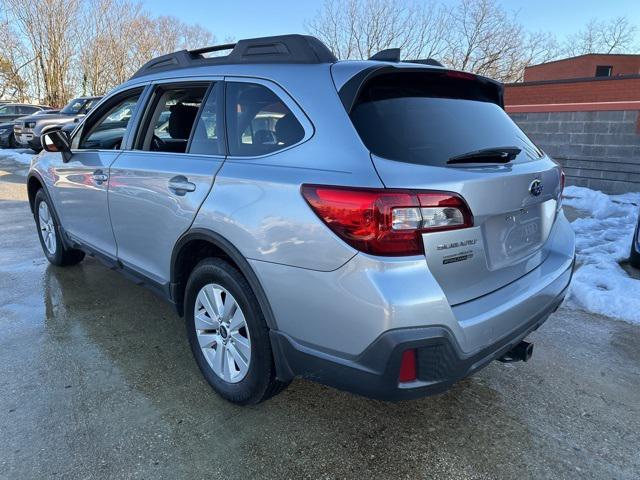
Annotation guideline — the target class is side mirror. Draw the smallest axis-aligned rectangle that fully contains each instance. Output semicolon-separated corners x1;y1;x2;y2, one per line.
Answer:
42;130;72;162
73;117;79;123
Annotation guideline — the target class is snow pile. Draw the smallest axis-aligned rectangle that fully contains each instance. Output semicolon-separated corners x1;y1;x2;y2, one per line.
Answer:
0;149;35;165
563;185;640;324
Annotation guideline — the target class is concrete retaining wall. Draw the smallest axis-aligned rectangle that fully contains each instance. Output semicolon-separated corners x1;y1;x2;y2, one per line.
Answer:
510;110;640;194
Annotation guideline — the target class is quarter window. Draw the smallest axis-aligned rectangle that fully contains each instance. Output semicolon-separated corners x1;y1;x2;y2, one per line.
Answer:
79;92;141;150
226;82;304;156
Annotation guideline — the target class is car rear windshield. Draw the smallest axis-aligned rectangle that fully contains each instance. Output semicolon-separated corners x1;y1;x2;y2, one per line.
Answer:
349;72;542;166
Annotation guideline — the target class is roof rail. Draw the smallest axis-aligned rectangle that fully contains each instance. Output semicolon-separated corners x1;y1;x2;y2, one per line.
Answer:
130;34;338;79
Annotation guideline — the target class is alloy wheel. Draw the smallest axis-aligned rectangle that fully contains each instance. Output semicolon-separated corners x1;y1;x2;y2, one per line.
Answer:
38;202;57;255
194;283;251;383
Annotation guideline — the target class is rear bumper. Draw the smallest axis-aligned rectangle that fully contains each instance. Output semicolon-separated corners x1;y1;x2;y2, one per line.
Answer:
272;258;573;401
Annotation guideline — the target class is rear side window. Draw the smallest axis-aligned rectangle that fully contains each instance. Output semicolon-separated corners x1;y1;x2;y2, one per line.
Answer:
350;72;541;166
138;84;208;154
226;82;304;157
189;83;223;156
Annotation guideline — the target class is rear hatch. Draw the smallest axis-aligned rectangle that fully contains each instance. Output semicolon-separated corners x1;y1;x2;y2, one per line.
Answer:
340;66;563;305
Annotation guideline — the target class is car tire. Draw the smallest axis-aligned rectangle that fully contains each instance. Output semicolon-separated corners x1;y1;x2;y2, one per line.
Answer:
34;189;85;266
185;257;288;405
8;133;16;148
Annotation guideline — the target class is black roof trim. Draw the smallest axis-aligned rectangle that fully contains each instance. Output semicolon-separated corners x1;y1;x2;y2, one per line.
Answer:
131;34;338;79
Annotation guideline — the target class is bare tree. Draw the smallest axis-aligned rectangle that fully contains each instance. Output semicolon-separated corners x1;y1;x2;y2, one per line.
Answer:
5;0;83;106
306;0;452;61
0;16;32;101
306;0;562;82
565;16;638;55
444;0;533;81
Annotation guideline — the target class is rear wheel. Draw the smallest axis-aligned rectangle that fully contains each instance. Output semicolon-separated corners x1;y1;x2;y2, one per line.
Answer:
185;258;288;404
8;132;16;148
34;189;85;266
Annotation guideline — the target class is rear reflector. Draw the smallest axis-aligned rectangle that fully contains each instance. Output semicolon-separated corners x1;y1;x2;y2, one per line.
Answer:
301;185;473;256
399;349;417;383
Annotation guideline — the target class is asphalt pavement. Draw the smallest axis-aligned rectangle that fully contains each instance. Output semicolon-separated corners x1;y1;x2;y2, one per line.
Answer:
1;154;639;479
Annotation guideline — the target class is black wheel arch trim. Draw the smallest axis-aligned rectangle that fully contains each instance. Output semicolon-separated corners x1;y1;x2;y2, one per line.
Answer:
170;228;278;331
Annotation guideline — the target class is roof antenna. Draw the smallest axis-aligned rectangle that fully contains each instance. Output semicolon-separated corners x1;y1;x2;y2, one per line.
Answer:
369;48;401;62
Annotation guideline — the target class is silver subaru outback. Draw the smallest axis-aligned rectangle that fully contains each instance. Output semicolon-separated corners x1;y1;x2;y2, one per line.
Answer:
27;35;575;404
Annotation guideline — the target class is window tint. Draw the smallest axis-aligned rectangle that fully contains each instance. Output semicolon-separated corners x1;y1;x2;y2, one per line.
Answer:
189;83;222;155
139;85;207;153
350;73;541;166
0;105;15;115
226;82;304;156
79;93;140;150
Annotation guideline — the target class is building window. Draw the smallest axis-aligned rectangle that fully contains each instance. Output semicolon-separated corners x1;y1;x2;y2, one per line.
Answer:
595;65;612;77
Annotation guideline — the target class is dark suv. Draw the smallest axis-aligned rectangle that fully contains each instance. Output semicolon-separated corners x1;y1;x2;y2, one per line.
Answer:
15;96;100;151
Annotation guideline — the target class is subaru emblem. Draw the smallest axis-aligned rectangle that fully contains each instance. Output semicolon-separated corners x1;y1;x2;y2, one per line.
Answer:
529;179;543;197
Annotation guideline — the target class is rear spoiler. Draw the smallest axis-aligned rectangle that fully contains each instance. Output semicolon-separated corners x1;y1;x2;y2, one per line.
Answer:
338;65;504;114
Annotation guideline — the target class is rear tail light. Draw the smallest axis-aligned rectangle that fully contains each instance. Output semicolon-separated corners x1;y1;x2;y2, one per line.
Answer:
399;349;417;383
301;185;473;256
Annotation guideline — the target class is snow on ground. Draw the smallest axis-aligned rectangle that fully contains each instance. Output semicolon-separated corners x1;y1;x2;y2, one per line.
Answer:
0;148;36;165
563;185;640;324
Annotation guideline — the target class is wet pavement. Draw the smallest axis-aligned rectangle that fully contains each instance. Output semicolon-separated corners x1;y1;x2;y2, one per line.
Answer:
1;154;639;479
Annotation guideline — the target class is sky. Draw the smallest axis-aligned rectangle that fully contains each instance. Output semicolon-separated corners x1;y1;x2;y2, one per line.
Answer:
145;0;640;43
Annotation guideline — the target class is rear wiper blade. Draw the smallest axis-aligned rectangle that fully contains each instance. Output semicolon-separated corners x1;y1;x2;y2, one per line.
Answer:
447;146;522;165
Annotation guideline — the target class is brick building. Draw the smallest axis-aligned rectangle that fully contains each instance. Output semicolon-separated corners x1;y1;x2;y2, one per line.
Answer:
504;54;640;193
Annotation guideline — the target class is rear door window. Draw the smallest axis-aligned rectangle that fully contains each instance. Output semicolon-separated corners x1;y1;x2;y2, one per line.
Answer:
349;72;542;166
226;82;304;157
137;84;208;154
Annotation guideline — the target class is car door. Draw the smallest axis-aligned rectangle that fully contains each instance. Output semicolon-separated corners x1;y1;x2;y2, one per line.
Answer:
108;80;225;286
52;87;146;258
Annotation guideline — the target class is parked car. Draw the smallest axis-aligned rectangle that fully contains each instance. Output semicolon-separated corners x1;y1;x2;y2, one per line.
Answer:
0;109;61;148
631;209;640;268
15;96;100;152
0;103;49;123
27;35;575;405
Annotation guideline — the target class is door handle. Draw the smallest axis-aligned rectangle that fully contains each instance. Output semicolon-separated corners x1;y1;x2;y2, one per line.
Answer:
92;170;108;184
168;175;196;195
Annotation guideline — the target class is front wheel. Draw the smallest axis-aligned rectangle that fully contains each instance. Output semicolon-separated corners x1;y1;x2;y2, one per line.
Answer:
34;189;85;266
185;258;288;405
